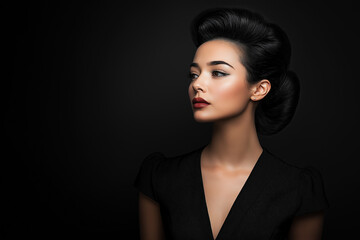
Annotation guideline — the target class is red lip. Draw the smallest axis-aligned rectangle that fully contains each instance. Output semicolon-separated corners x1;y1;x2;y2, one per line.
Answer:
192;97;210;109
192;97;209;104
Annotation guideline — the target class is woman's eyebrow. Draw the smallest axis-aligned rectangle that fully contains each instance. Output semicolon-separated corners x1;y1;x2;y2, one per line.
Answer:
190;60;235;69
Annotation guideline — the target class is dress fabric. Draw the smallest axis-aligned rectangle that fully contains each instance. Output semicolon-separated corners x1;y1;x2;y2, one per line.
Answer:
134;144;330;240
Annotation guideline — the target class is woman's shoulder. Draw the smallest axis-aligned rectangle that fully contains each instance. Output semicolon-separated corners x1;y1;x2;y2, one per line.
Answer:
263;147;328;198
264;147;324;176
139;145;205;170
134;147;201;202
260;147;330;216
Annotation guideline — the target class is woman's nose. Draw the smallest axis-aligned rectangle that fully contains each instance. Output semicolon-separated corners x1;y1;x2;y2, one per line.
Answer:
192;74;206;92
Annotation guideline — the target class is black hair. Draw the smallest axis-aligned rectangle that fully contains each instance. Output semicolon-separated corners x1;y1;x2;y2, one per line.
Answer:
190;8;300;135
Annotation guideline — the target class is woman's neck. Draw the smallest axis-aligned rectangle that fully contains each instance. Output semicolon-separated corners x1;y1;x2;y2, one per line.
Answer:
203;110;263;171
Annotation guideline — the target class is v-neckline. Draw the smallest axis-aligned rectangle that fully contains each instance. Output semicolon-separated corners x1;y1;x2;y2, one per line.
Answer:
196;144;265;240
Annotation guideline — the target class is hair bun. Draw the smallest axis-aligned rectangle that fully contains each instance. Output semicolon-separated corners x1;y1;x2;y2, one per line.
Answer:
255;70;300;135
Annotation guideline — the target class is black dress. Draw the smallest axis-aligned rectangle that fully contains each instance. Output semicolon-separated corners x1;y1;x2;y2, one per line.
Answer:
134;144;330;240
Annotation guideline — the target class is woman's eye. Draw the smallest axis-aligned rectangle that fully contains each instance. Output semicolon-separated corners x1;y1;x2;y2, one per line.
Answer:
188;72;198;80
188;71;228;81
212;71;228;77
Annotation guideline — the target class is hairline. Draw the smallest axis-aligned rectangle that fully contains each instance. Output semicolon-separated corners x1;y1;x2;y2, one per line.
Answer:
201;37;254;84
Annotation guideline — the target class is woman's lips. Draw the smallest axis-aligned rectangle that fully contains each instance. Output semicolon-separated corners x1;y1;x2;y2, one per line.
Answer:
193;102;210;108
192;97;210;109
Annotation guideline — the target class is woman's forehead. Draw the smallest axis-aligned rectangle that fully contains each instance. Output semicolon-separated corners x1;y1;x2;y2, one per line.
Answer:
193;39;243;66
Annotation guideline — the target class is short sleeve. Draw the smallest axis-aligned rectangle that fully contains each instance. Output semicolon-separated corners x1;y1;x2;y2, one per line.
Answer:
295;166;330;216
133;152;164;202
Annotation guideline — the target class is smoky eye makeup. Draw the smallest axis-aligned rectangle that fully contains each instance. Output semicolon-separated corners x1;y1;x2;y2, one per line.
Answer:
188;70;229;81
188;72;198;80
212;70;229;77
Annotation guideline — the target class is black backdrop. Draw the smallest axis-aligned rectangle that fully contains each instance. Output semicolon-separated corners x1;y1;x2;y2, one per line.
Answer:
4;0;359;239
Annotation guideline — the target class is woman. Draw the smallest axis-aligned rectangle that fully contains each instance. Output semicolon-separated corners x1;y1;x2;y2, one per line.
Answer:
134;8;329;240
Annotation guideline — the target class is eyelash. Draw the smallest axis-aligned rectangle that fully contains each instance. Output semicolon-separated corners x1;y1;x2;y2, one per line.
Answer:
188;71;229;80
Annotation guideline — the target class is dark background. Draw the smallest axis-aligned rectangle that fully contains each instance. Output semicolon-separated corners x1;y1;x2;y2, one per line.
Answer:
4;0;359;239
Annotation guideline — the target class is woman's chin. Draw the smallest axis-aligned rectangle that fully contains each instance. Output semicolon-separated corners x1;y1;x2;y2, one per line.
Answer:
193;114;216;122
194;118;213;123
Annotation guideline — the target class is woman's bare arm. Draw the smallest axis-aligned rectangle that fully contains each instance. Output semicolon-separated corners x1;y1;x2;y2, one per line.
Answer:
288;211;325;240
138;192;166;240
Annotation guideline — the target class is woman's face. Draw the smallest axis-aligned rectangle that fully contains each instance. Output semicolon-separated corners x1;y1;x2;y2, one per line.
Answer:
188;38;254;122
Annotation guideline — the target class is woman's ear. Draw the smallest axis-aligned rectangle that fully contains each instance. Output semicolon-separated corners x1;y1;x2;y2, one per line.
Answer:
250;79;271;101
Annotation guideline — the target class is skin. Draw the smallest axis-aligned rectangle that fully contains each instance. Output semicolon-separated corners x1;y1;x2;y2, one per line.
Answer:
139;192;166;240
138;38;325;240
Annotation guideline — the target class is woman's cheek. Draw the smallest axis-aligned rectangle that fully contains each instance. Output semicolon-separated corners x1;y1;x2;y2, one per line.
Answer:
213;79;248;112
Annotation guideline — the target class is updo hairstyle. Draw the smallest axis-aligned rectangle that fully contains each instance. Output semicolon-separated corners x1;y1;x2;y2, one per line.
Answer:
190;8;300;135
